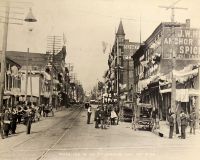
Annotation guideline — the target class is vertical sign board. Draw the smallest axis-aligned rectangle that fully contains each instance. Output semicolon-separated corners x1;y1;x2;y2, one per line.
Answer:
124;43;140;56
123;43;140;84
162;27;200;60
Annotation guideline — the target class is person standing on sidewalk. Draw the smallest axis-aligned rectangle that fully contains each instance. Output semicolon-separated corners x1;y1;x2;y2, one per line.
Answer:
180;111;187;139
17;105;23;124
100;106;107;129
0;110;5;139
111;108;117;125
168;112;175;139
10;107;18;134
87;104;92;124
114;105;120;125
26;106;34;134
94;107;100;128
2;108;11;138
189;108;196;134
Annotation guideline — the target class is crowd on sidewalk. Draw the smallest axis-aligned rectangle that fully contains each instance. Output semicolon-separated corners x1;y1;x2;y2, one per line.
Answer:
86;103;199;141
0;103;55;139
86;103;120;129
167;107;197;139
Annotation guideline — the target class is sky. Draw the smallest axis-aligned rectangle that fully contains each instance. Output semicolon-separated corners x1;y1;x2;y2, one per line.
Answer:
0;0;200;92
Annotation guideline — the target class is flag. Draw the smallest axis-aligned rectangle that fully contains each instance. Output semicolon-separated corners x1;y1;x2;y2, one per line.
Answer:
102;41;108;54
63;33;67;45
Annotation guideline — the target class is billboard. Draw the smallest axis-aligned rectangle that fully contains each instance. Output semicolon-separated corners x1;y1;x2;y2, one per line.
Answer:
162;27;200;60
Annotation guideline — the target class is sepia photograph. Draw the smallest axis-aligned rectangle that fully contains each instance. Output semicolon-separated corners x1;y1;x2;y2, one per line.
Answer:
0;0;200;159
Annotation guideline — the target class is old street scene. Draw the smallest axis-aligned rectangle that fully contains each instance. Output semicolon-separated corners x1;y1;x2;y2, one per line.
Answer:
1;0;200;160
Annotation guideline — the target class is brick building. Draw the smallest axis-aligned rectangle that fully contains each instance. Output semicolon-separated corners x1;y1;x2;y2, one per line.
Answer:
104;21;140;103
132;19;200;120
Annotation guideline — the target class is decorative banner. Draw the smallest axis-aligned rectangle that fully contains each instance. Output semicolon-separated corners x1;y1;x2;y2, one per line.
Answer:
163;27;200;60
11;66;19;76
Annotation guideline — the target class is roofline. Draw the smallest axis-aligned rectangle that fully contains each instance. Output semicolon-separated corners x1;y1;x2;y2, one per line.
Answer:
0;51;21;68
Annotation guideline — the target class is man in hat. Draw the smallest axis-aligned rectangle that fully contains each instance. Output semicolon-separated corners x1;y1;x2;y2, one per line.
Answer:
180;111;187;139
168;112;175;138
87;104;92;124
189;108;196;134
94;106;100;128
2;108;11;138
10;107;18;134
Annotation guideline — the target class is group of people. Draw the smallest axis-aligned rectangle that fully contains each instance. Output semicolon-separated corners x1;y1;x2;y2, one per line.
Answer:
0;103;54;139
87;103;119;129
168;108;197;139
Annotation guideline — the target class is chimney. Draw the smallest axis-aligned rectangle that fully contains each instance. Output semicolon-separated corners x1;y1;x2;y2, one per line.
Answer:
186;19;190;28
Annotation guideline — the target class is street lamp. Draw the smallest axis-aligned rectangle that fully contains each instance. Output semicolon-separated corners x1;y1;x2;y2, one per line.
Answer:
24;8;37;104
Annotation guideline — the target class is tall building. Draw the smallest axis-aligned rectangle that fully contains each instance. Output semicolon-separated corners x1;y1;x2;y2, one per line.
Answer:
114;21;140;100
132;19;200;120
105;20;140;103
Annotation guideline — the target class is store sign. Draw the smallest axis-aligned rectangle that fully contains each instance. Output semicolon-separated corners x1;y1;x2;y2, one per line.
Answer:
124;44;139;50
163;28;200;60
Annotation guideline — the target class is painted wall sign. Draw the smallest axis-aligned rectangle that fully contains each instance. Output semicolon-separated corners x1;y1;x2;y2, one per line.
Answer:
163;28;200;60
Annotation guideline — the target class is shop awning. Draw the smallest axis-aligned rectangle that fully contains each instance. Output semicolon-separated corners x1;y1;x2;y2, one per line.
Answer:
160;88;200;96
3;95;10;99
173;65;198;83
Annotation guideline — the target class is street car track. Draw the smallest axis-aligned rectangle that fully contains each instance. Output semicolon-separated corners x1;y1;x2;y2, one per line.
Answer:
36;106;83;160
11;106;81;150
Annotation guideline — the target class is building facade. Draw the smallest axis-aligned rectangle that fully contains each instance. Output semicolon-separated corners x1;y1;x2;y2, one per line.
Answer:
6;46;68;107
132;19;200;120
0;54;21;107
104;21;140;103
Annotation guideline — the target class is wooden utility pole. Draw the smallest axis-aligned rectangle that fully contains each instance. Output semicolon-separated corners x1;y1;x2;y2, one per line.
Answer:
171;25;176;113
158;0;187;22
47;35;62;106
131;60;137;130
116;37;122;121
116;38;120;97
126;56;130;100
25;48;29;102
47;36;62;54
0;2;9;111
196;67;200;128
30;69;33;105
38;70;42;106
49;55;54;106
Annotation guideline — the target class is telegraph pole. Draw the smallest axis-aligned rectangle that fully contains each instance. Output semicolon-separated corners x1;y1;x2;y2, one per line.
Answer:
25;48;29;102
127;56;130;100
47;36;62;54
132;60;137;130
196;66;200;128
47;35;62;106
171;25;176;113
158;0;188;22
30;68;33;105
116;37;121;119
0;1;9;111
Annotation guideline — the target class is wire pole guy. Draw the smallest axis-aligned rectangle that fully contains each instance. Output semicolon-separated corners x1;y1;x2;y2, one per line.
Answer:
158;0;188;22
0;1;10;111
0;1;32;110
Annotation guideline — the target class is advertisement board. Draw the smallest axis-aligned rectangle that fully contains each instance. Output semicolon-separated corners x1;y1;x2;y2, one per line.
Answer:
162;27;200;60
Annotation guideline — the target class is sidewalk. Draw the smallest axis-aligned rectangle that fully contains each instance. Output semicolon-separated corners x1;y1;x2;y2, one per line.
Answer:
153;120;200;139
0;107;73;145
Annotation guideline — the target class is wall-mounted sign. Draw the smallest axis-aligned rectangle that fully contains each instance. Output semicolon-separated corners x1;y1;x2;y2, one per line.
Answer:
163;28;200;60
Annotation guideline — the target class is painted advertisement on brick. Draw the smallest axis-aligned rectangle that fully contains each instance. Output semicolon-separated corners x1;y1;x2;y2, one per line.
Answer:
162;27;200;60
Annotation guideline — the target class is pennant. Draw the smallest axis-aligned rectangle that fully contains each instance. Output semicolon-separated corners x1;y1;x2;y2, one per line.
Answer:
102;41;108;54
